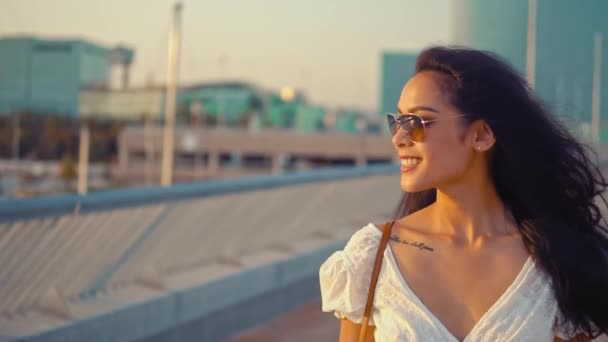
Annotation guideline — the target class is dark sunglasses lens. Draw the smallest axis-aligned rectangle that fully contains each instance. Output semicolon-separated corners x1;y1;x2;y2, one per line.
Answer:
403;116;425;141
388;115;425;141
387;115;399;135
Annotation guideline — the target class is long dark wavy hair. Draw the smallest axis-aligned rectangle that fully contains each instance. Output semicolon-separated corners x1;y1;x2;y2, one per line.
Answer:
392;46;608;338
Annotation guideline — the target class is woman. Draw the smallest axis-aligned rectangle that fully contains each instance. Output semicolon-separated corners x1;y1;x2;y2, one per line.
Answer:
319;46;608;341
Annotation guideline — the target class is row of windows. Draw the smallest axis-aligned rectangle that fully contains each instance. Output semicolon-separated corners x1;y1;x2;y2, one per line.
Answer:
33;44;72;53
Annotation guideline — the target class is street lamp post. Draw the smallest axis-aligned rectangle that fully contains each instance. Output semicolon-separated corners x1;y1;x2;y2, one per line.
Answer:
77;118;90;195
160;1;183;186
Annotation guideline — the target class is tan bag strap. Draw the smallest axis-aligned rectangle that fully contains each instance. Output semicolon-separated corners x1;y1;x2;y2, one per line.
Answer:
358;221;394;342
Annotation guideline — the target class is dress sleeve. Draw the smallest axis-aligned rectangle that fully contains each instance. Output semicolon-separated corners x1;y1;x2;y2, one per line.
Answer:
319;224;383;325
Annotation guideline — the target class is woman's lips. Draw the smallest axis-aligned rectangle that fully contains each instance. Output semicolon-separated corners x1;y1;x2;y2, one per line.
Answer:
401;163;419;172
400;157;421;173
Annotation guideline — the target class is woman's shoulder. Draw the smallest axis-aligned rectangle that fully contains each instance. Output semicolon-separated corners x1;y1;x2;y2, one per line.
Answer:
318;222;390;323
320;222;389;273
345;222;384;251
346;221;390;256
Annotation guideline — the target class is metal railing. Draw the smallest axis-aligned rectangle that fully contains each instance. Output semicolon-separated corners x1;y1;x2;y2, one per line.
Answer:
0;164;401;321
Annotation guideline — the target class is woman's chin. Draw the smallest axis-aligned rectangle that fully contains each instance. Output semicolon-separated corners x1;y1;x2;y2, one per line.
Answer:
400;178;426;193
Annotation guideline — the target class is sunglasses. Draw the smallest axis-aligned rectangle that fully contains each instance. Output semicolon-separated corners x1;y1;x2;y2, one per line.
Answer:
387;113;465;142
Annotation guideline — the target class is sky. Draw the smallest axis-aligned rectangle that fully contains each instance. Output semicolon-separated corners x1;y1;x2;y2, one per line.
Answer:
1;0;451;111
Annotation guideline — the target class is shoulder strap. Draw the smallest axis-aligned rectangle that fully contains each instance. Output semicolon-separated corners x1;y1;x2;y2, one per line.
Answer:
358;221;394;342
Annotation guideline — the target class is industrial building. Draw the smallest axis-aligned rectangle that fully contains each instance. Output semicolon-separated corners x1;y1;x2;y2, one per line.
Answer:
0;35;133;116
1;35;376;136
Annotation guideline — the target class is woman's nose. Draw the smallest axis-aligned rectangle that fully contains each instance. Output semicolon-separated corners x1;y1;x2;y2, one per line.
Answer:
391;127;414;147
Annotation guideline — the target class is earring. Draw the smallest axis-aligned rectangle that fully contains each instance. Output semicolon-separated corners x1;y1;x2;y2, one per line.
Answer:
475;146;481;151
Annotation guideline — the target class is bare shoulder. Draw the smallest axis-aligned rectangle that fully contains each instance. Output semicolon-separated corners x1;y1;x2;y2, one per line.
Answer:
371;219;411;235
389;205;436;234
371;221;390;233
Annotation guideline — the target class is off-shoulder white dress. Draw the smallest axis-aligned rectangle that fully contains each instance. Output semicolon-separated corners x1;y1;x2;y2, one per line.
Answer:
319;223;607;341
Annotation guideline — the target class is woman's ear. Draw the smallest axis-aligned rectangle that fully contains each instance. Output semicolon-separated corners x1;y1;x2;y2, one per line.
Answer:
471;120;496;152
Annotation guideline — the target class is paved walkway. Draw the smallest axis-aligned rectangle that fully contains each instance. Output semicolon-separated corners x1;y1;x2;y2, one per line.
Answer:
225;298;339;342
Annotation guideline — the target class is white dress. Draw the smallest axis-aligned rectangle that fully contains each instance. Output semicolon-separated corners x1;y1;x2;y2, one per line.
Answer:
319;223;607;341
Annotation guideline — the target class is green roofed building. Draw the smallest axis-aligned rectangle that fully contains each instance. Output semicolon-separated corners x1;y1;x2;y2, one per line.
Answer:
178;81;265;126
266;90;306;129
294;104;326;133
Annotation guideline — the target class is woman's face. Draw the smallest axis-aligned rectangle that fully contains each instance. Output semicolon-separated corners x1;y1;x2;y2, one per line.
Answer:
392;71;477;193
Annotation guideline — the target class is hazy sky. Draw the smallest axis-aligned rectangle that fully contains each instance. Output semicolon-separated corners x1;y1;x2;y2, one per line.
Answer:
1;0;450;111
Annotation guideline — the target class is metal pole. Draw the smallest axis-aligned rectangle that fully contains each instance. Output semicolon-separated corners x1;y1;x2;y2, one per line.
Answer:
160;2;183;186
77;120;89;194
14;41;32;163
592;32;603;145
526;0;537;90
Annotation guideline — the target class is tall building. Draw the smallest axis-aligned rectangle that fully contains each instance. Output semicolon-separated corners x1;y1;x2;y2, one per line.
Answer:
379;51;418;135
451;1;528;73
451;0;608;141
0;35;134;116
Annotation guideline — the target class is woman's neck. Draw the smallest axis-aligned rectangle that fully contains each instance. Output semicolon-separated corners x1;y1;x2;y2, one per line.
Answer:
427;174;517;245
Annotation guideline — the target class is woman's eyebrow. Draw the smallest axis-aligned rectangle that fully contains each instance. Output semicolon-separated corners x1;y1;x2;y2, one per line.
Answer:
397;105;439;114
